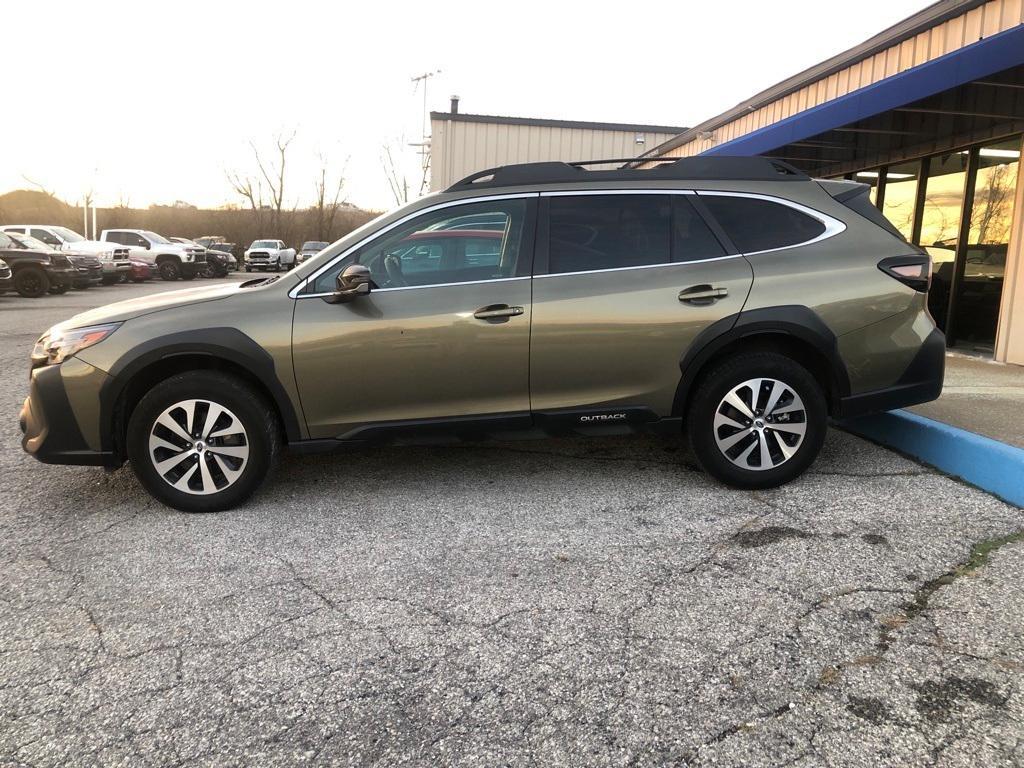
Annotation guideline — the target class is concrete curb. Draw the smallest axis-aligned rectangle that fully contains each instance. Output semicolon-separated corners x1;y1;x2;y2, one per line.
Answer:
839;409;1024;508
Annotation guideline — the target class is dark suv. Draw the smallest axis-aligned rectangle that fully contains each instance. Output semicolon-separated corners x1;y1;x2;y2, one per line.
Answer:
20;157;943;512
0;232;77;297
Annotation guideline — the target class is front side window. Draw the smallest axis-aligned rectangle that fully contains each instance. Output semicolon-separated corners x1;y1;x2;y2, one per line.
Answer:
700;195;826;253
307;199;529;294
546;194;671;275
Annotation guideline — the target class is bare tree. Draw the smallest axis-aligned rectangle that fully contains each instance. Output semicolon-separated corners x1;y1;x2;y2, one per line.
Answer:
21;174;58;199
227;130;296;236
312;152;348;242
971;163;1014;244
381;141;410;207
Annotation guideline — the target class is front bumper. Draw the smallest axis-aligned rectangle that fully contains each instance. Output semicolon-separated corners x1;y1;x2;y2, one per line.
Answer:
47;267;77;289
0;268;11;291
101;260;133;275
837;328;945;418
20;360;117;467
73;266;104;287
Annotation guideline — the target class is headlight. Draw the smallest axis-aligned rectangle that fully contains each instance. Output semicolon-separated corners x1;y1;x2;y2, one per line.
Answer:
31;323;121;367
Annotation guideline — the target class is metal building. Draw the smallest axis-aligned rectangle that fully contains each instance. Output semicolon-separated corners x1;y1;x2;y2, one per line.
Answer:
429;99;684;192
642;0;1024;365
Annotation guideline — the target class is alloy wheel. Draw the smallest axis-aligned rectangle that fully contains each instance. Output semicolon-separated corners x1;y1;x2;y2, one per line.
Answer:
148;399;249;495
712;378;807;471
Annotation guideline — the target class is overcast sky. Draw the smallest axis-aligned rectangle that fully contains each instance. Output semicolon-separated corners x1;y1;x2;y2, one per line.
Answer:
5;0;930;213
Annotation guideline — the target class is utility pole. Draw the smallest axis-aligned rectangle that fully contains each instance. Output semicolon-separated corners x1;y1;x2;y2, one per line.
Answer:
410;70;440;196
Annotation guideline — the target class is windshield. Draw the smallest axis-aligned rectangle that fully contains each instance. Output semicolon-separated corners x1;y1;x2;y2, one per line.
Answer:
302;241;328;251
52;226;85;243
142;230;171;244
252;240;279;248
210;243;233;252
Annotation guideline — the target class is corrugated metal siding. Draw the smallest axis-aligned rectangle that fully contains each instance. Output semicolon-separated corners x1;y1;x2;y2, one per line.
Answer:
430;119;679;190
652;0;1024;161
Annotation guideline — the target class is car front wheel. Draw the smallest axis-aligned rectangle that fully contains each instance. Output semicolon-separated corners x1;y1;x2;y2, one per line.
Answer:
158;260;181;281
127;371;281;512
687;351;826;489
14;267;50;298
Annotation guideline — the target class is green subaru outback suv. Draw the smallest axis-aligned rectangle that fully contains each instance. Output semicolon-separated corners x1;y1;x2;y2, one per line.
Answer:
20;157;943;512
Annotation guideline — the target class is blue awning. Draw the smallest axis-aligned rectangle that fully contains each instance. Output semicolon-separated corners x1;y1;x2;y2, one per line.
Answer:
704;24;1024;157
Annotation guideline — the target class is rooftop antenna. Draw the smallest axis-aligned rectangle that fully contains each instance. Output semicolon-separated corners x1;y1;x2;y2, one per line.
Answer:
410;70;440;195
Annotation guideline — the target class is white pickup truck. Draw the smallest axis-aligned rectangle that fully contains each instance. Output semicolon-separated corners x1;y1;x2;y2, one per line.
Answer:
244;239;296;272
100;229;207;281
0;225;132;284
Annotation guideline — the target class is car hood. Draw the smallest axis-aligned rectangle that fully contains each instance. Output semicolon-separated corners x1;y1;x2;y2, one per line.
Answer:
55;281;245;329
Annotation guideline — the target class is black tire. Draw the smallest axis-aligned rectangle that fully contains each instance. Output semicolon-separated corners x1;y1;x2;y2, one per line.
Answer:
181;272;197;281
200;263;215;279
245;266;252;273
687;351;826;490
127;371;281;513
158;259;181;281
14;267;50;298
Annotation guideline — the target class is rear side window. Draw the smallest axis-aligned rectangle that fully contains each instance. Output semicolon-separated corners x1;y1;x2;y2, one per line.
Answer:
547;194;670;274
701;195;825;253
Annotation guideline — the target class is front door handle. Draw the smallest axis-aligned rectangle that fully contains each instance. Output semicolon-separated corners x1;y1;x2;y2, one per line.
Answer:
678;285;728;305
473;304;524;320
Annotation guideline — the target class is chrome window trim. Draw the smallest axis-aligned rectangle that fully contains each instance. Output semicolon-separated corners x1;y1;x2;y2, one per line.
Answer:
694;190;846;255
289;192;539;299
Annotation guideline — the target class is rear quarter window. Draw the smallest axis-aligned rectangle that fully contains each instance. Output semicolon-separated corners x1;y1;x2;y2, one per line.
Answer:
700;195;826;253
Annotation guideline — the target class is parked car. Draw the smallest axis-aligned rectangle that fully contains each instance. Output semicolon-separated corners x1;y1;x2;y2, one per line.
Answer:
297;241;329;263
19;156;944;512
0;225;131;284
207;242;238;270
169;238;230;278
124;259;153;283
244;240;295;272
99;229;207;281
5;232;102;289
0;231;77;297
0;258;11;293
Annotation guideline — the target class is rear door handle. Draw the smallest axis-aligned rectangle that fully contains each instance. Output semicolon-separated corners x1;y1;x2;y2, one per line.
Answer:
473;304;524;320
678;285;728;305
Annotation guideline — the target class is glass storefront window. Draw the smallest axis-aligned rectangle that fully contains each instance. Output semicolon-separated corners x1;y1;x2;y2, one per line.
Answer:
952;139;1021;351
917;152;970;330
881;162;919;240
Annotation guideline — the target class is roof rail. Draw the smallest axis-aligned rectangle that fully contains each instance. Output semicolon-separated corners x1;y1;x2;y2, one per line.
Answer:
445;156;807;192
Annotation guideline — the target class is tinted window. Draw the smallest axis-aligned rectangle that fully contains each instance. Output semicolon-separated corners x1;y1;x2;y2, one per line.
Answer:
547;195;670;274
672;196;726;262
30;228;60;246
105;232;125;245
701;195;826;253
308;199;528;294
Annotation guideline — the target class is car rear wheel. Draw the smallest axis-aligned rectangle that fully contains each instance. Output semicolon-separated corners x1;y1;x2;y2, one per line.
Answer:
127;371;280;512
687;351;826;489
158;260;181;281
14;267;50;298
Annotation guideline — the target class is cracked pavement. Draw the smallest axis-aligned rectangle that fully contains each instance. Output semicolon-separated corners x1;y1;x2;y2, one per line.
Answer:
2;282;1024;767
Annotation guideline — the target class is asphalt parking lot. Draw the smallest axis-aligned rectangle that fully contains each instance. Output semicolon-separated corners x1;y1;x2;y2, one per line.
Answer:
1;279;1023;767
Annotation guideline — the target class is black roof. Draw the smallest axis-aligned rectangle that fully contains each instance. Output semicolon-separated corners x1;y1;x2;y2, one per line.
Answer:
446;156;808;191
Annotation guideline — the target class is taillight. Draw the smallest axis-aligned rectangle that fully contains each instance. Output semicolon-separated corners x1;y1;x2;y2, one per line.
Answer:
878;255;931;292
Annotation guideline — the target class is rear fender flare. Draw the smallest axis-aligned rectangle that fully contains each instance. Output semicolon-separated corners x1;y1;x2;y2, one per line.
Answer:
672;306;851;417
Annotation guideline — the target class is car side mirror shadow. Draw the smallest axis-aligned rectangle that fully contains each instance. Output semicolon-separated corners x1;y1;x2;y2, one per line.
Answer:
324;264;372;304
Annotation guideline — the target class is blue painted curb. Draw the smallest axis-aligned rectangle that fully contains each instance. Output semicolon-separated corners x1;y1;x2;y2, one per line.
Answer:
839;409;1024;508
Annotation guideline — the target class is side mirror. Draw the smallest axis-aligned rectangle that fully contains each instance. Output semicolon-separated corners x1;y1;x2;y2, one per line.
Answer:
325;264;371;304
